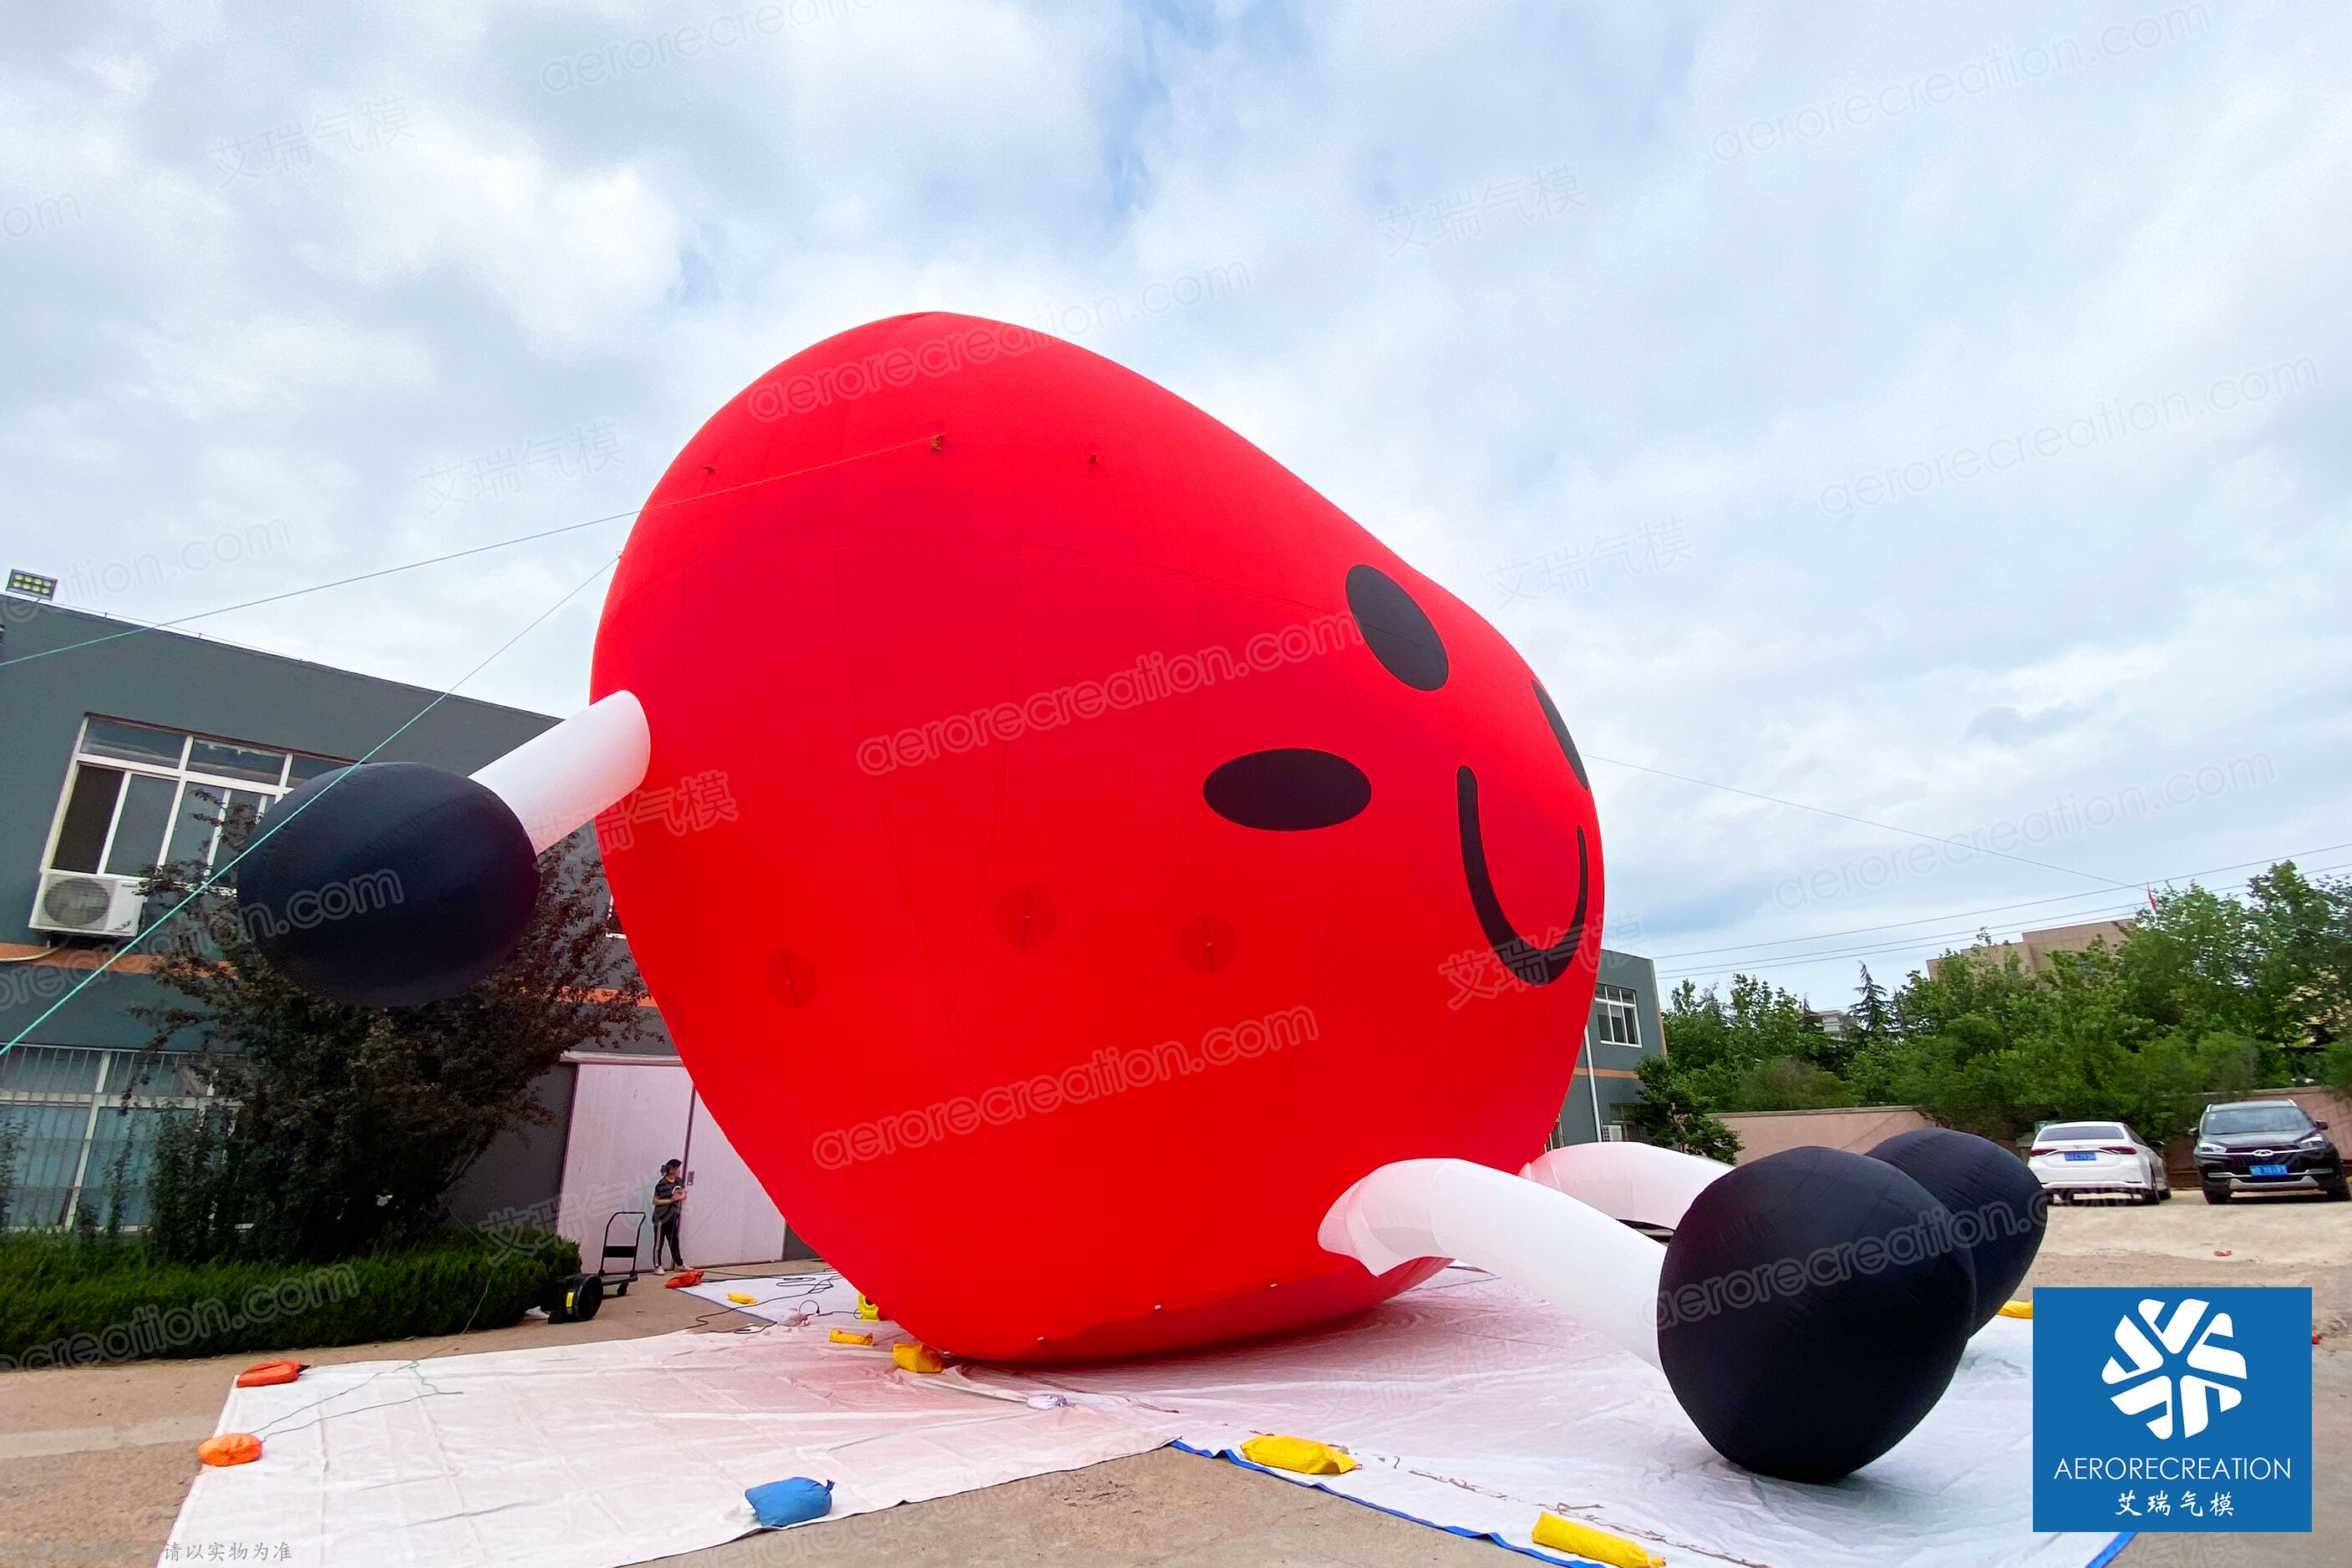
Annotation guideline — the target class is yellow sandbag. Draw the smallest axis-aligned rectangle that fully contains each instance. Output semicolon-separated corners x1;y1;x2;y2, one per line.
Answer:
1239;1434;1359;1475
1998;1299;2033;1319
892;1341;944;1373
1532;1511;1664;1566
829;1328;875;1346
727;1291;758;1305
856;1292;881;1322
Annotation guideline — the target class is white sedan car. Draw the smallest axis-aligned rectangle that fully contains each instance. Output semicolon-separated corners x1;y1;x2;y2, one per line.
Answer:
2028;1120;2172;1204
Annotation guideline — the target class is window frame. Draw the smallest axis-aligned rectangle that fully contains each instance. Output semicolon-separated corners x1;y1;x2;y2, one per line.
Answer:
35;715;349;894
1590;983;1642;1048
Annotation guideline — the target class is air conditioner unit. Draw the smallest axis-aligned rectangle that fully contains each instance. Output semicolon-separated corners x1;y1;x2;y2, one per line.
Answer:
1598;1123;1627;1143
30;869;143;938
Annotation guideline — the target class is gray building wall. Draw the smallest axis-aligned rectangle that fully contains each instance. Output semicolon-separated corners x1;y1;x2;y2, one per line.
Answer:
1552;946;1665;1145
0;599;662;1228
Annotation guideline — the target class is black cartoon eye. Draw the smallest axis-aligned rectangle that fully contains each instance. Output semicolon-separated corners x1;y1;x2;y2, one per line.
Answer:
1346;565;1446;690
1532;679;1589;789
1203;748;1371;830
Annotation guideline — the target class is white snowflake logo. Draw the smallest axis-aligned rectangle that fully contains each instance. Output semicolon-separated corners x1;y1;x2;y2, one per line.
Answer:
2101;1298;2248;1439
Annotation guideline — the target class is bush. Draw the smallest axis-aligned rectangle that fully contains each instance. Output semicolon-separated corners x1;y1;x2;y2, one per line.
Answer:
0;1227;577;1369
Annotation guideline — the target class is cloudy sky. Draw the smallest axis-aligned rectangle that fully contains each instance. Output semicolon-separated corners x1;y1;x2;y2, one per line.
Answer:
3;1;2344;1007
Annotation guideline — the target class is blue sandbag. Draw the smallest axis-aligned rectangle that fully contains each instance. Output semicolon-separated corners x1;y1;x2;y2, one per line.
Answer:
745;1476;835;1528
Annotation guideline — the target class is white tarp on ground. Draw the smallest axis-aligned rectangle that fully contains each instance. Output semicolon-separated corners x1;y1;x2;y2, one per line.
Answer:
173;1268;2126;1568
699;1268;2129;1568
166;1309;1164;1568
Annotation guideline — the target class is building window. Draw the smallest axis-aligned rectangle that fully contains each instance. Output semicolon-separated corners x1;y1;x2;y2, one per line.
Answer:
1592;983;1640;1046
40;716;348;885
0;1045;217;1228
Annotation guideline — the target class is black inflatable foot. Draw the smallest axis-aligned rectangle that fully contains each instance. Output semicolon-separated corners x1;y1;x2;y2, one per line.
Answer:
239;762;539;1007
1867;1128;2046;1332
1656;1147;1977;1483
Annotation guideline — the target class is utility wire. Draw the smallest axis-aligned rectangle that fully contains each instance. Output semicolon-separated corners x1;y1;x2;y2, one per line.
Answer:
1586;752;2138;891
1650;840;2352;962
0;432;942;672
1;431;942;1058
0;512;633;670
1654;854;2352;983
0;556;618;1058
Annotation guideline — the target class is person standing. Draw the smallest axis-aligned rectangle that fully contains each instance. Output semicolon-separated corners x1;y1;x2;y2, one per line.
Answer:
652;1159;688;1271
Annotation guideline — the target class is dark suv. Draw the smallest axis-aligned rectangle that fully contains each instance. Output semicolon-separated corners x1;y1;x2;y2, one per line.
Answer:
2193;1100;2349;1203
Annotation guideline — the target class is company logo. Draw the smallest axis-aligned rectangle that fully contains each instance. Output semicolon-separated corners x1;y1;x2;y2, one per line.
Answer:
2034;1286;2311;1534
2101;1298;2247;1439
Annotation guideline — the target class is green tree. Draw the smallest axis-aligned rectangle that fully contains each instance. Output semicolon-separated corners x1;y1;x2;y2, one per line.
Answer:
134;826;649;1264
1850;963;1893;1046
1661;974;1854;1110
1623;1055;1741;1163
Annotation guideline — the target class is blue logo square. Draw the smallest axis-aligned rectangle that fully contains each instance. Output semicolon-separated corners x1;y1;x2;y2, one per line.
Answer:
2034;1286;2311;1531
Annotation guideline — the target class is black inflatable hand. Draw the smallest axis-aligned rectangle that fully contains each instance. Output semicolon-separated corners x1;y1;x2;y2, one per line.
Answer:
237;763;541;1007
1866;1128;2047;1333
1654;1147;1978;1483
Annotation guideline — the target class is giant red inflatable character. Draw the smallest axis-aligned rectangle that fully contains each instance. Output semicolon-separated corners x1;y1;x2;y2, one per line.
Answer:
247;315;2040;1483
589;312;1601;1361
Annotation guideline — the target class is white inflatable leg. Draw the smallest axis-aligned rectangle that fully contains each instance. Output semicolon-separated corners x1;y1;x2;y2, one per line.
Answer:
470;691;653;853
1319;1159;1664;1368
1521;1143;1731;1231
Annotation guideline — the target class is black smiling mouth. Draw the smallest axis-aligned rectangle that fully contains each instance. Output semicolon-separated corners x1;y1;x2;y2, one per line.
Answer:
1456;764;1588;987
1198;564;1593;986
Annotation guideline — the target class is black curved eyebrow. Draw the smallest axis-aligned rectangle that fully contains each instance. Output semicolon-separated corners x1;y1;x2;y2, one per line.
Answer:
1532;679;1589;789
1347;564;1447;690
1456;765;1588;987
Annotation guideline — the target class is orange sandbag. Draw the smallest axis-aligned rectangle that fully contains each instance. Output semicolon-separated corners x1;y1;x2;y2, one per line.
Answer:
235;1359;305;1388
664;1268;705;1288
198;1433;263;1467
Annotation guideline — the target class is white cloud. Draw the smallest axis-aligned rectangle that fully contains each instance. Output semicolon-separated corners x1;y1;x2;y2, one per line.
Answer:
4;0;2346;998
135;312;436;419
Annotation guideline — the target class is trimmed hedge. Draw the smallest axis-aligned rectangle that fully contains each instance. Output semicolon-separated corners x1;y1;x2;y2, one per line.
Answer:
0;1229;579;1369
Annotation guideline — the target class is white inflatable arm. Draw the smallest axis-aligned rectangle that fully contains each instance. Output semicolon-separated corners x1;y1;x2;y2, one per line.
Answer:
470;690;653;853
1318;1159;1665;1368
1521;1143;1732;1231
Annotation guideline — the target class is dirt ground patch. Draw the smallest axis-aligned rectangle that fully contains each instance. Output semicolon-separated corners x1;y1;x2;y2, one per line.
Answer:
2025;1187;2352;1337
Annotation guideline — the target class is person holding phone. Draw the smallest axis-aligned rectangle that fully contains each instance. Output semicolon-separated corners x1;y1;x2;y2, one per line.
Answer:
652;1159;688;1271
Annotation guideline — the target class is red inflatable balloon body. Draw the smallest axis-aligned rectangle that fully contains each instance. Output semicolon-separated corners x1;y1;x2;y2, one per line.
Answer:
588;314;1605;1361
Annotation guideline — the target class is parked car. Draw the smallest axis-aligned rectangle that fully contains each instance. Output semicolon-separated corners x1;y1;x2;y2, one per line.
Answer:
2027;1120;2172;1204
2193;1100;2349;1203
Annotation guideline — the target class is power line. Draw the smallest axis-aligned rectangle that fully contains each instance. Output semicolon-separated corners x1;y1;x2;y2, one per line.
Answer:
1649;841;2352;962
1;556;622;1058
0;432;942;672
0;511;636;670
1586;752;2137;891
1654;853;2352;984
1;431;942;1058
